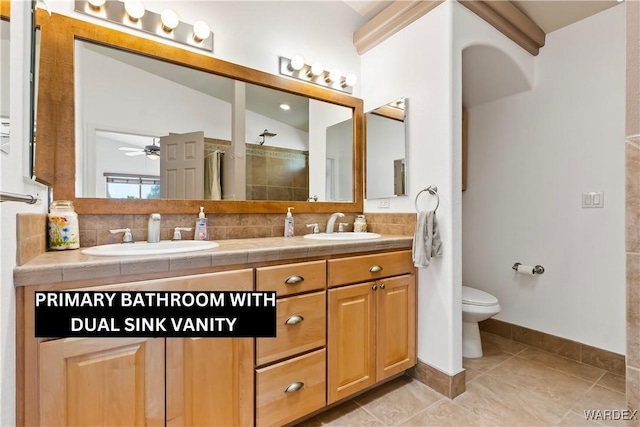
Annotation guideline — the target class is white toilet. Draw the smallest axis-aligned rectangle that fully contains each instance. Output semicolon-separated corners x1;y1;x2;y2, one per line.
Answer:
462;286;501;358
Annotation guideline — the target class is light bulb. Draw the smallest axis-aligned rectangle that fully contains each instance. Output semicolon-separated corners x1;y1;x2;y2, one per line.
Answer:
87;0;105;8
343;73;358;87
326;69;341;83
280;104;291;111
124;0;145;21
309;62;324;77
289;55;305;71
161;9;179;31
146;152;160;160
192;21;211;42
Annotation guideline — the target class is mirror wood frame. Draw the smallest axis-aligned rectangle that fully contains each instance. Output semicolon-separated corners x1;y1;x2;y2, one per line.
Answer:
34;10;364;214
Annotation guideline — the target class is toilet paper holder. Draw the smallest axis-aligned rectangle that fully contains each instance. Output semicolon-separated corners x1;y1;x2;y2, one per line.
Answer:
512;262;545;275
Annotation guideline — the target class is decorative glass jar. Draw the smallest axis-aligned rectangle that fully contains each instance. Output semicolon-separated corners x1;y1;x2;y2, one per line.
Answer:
48;200;80;250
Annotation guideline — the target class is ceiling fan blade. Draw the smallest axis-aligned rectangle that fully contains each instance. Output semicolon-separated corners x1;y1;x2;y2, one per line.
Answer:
119;147;143;152
124;151;145;156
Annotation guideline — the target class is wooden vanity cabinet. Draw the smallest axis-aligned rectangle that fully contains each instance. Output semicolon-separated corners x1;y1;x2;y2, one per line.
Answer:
20;248;417;427
23;269;254;427
255;261;327;427
327;250;416;404
39;337;165;427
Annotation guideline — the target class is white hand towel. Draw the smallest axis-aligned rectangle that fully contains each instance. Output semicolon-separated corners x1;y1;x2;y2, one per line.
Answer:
412;210;442;268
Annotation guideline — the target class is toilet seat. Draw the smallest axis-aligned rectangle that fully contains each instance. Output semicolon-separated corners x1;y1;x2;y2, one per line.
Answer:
462;286;498;306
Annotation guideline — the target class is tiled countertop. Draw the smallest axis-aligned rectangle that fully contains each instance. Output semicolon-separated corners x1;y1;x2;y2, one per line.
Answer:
14;235;414;287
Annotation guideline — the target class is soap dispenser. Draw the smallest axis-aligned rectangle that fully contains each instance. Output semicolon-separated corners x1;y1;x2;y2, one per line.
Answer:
194;207;208;241
284;207;295;237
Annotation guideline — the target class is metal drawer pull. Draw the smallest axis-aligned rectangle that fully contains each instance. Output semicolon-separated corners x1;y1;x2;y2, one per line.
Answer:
284;275;304;285
369;265;383;273
284;315;304;325
284;381;304;393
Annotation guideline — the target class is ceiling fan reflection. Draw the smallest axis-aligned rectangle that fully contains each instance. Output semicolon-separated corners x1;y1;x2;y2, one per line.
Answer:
118;139;161;160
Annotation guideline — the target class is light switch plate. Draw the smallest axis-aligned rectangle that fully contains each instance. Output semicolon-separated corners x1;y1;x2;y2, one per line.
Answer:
377;199;390;208
582;191;604;208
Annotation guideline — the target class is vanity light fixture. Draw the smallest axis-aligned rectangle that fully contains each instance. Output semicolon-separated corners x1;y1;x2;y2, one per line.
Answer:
279;56;357;94
87;0;105;9
74;0;213;52
308;62;324;77
160;9;179;32
124;0;145;21
288;55;305;72
192;21;211;42
342;73;358;88
326;69;341;83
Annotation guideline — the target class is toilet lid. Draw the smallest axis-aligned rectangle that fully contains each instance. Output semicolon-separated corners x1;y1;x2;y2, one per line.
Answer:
462;286;498;306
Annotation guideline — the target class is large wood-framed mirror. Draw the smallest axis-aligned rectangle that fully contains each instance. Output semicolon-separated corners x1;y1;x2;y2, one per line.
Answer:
34;10;364;214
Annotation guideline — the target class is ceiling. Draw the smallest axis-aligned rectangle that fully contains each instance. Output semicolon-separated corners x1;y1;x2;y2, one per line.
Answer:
344;0;621;34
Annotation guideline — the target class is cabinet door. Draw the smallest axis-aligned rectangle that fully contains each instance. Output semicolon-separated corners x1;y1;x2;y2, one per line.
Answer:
377;274;416;381
327;282;376;404
165;269;254;427
166;337;254;427
39;337;165;427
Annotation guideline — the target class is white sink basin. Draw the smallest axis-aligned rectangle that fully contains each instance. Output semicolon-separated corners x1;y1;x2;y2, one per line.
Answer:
303;232;381;241
82;240;219;256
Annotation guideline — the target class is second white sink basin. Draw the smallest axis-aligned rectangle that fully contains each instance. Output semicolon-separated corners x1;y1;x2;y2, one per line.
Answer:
82;240;219;256
303;232;381;241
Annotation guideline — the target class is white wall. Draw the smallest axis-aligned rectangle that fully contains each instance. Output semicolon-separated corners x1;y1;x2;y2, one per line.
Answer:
362;2;463;375
0;3;48;425
462;5;626;353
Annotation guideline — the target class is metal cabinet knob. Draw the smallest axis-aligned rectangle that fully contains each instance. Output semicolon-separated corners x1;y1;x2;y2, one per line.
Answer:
369;265;383;273
284;381;304;393
284;315;304;325
284;275;304;285
372;284;377;291
379;283;385;289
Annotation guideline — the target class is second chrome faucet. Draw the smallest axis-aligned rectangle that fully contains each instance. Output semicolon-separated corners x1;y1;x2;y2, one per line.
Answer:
325;212;345;234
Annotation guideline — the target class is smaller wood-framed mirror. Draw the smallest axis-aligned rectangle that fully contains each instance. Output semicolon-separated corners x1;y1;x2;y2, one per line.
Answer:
366;97;408;200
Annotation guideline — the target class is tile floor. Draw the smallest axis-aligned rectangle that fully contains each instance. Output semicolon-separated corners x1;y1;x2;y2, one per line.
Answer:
296;332;630;427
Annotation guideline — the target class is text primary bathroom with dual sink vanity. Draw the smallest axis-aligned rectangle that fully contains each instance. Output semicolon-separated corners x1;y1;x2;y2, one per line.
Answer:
2;0;636;425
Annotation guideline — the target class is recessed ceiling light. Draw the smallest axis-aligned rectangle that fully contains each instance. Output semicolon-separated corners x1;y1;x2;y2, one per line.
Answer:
280;104;291;111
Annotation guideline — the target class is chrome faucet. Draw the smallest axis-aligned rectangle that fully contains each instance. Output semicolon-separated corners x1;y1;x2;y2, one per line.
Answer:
325;212;345;234
147;213;161;243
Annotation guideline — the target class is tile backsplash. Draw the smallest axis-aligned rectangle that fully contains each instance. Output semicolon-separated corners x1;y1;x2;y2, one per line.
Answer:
16;211;416;264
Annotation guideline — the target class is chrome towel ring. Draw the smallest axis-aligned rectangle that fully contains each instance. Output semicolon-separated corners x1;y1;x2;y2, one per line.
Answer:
415;185;439;212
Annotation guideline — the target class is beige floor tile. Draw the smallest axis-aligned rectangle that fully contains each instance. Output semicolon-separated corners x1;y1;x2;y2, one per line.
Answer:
465;367;483;383
596;372;626;394
487;356;593;410
517;347;606;382
455;373;567;426
400;398;487;426
574;385;632;427
295;400;385;427
480;332;529;355
556;410;606;426
352;376;443;426
463;344;513;373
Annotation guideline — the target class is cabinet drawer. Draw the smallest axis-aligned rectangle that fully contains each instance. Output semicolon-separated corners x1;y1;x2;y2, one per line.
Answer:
328;250;413;287
256;260;326;296
256;291;325;366
256;348;326;427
